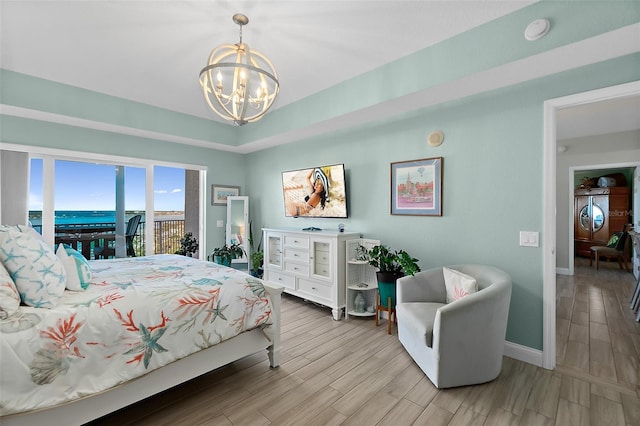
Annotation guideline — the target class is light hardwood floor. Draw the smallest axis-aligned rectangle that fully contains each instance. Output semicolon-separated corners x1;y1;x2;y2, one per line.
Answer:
90;261;640;425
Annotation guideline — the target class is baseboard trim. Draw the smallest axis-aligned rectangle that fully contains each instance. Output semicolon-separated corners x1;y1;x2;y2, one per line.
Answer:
556;267;570;275
504;341;543;367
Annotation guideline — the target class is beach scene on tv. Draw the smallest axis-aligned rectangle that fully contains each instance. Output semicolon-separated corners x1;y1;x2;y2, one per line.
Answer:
282;164;348;218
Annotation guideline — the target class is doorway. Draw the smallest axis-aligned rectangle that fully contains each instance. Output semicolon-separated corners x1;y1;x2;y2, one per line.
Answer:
543;80;640;370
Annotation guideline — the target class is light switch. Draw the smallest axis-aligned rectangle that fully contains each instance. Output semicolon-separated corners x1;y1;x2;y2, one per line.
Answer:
519;231;539;247
217;220;224;228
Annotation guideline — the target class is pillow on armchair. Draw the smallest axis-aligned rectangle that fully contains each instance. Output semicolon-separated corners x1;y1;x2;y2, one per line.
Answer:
443;267;478;303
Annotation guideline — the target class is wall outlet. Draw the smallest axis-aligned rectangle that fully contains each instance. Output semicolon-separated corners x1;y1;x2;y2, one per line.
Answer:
217;220;224;228
519;231;539;247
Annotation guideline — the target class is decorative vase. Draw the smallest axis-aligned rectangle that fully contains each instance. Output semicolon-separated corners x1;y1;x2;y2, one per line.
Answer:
354;292;366;313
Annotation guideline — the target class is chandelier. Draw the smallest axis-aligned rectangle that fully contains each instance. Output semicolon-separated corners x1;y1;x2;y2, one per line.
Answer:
199;14;280;126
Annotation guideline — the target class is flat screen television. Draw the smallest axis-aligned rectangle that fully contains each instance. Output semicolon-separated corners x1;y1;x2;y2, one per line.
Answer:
282;163;348;218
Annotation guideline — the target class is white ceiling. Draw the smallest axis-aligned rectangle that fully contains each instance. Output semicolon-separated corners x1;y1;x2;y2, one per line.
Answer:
1;0;536;121
556;94;640;141
1;0;639;144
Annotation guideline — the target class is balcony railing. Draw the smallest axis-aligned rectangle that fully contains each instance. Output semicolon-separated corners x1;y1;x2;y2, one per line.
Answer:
46;219;185;259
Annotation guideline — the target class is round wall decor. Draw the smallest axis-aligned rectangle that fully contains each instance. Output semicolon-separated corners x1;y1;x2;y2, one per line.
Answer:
427;130;444;147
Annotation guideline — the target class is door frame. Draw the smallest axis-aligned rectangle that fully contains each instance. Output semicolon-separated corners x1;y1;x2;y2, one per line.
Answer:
542;80;640;370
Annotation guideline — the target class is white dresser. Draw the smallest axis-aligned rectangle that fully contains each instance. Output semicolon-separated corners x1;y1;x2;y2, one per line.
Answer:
262;228;360;320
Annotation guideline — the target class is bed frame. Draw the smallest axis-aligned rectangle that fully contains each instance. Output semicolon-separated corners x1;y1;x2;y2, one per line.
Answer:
1;282;283;426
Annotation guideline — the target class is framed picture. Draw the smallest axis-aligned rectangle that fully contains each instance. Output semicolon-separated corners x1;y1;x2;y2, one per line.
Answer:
211;185;240;206
390;157;443;216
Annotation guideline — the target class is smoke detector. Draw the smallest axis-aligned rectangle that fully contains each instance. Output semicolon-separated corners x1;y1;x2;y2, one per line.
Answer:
525;19;550;41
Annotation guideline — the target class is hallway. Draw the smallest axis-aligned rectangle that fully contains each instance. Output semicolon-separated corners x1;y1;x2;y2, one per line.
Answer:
556;256;639;400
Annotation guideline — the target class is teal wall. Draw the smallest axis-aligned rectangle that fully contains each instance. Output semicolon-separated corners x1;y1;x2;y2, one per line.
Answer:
245;54;640;351
1;0;639;353
2;58;639;353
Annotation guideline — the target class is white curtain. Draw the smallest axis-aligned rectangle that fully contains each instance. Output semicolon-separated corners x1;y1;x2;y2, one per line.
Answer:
0;149;29;226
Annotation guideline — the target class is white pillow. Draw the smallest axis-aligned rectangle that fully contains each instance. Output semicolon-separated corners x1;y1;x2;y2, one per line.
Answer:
443;267;478;303
56;244;92;291
0;225;66;308
0;261;20;319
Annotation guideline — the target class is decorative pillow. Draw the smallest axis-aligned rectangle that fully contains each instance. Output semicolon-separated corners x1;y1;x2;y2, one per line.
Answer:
0;261;20;319
56;244;92;291
606;232;622;248
443;267;478;303
0;225;66;308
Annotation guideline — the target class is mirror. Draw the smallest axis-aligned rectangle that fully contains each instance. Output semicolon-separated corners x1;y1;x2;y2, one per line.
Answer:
226;196;249;269
592;204;604;231
579;204;605;232
579;205;590;231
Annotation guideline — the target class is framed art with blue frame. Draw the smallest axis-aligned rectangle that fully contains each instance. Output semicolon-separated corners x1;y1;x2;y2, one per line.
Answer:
212;185;240;206
390;157;443;216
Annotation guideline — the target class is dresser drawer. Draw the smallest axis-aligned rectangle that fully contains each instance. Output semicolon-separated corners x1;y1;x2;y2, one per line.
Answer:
284;247;309;263
284;235;309;249
284;261;309;276
267;271;295;290
298;278;332;301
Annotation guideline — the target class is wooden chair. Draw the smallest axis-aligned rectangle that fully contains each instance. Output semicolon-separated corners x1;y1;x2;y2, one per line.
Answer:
590;224;632;271
94;215;142;259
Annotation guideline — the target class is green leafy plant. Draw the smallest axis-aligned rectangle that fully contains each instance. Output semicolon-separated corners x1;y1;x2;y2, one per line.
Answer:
367;244;420;276
250;250;264;277
174;232;198;257
210;243;246;266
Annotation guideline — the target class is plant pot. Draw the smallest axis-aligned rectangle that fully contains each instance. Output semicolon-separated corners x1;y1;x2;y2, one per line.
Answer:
214;255;232;267
376;271;404;309
250;267;264;278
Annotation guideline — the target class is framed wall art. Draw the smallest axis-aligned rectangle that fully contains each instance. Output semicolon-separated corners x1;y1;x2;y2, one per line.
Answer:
211;185;240;206
390;157;443;216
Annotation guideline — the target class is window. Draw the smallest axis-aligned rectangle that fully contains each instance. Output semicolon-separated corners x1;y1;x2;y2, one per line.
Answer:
26;152;203;259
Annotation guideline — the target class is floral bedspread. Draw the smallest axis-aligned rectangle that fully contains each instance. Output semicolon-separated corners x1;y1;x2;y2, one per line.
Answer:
0;255;273;416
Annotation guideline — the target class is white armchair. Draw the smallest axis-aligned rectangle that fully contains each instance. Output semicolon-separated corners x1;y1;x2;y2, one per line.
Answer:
396;264;512;389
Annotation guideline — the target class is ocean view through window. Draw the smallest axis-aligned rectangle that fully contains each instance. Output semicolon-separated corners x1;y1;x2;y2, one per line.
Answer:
29;158;194;258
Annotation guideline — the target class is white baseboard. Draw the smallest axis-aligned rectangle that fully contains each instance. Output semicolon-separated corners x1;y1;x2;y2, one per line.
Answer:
504;340;543;367
556;267;570;275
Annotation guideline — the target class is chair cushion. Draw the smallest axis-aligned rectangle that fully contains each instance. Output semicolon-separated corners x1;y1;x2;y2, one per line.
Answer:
396;302;445;347
443;267;478;303
56;244;92;291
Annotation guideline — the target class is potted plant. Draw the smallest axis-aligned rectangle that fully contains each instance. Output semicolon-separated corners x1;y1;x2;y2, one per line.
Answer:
210;243;245;266
367;244;420;310
250;250;264;278
174;232;198;257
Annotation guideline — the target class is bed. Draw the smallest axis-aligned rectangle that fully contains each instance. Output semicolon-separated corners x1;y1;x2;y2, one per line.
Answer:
0;251;282;426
